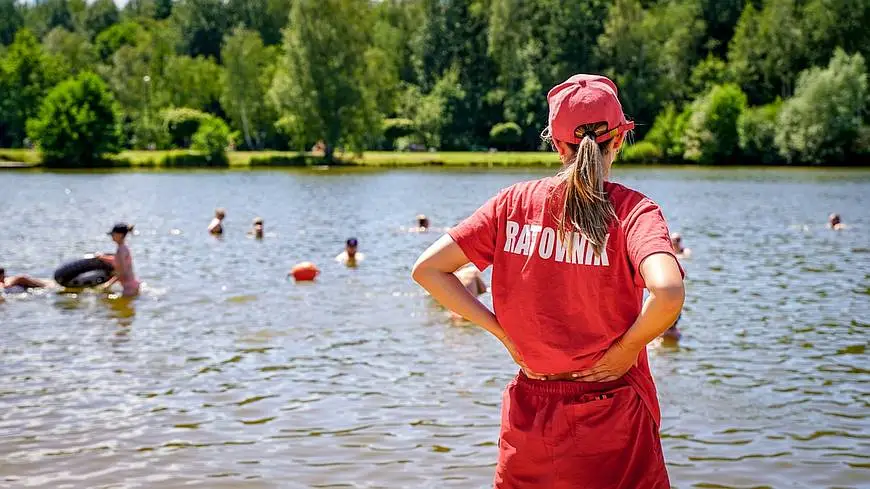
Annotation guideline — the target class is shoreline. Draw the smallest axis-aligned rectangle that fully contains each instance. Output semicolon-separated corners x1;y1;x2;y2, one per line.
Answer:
2;149;870;170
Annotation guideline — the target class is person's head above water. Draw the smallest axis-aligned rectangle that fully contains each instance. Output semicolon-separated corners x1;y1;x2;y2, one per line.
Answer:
215;208;226;219
416;214;429;229
542;74;634;255
828;213;841;227
108;222;134;243
345;237;358;257
0;267;5;281
670;232;683;253
251;217;264;237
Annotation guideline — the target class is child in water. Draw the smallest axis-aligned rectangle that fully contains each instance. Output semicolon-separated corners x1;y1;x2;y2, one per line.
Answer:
249;217;264;239
828;213;845;230
0;267;47;290
99;223;140;297
208;208;226;235
335;238;365;266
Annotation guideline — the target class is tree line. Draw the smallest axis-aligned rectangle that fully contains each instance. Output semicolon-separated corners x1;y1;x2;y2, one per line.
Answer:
0;0;868;165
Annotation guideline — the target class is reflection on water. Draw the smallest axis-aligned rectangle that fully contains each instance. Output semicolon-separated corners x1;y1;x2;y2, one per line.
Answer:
1;168;868;488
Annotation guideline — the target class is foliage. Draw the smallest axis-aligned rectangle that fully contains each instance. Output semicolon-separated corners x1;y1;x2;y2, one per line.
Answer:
737;100;782;164
94;21;144;61
490;122;522;149
620;141;664;163
220;28;275;150
683;84;748;164
775;50;868;164
0;29;65;147
270;0;383;160
161;107;207;148
43;27;97;75
0;0;868;166
26;71;121;166
0;0;24;46
83;0;119;39
191;115;230;160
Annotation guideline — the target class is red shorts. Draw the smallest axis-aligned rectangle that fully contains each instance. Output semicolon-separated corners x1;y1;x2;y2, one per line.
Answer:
495;372;669;489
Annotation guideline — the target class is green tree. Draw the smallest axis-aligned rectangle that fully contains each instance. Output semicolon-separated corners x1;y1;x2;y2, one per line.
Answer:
227;0;293;46
23;0;78;37
802;0;870;68
0;29;64;147
191;115;230;161
490;122;522;150
776;50;868;164
0;0;24;46
411;67;466;149
161;107;208;148
270;0;384;160
683;83;748;164
598;0;706;133
94;21;145;61
164;55;223;112
220;28;276;149
124;0;173;20
728;0;806;104
26;71;122;166
689;54;731;98
43;27;97;75
738;100;782;164
83;0;119;39
172;0;230;60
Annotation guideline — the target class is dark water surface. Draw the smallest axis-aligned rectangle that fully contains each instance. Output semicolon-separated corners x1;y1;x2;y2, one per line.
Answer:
1;167;868;488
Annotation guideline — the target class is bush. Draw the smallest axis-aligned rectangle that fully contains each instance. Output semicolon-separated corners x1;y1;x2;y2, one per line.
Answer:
191;116;230;162
738;100;782;164
775;49;868;164
26;72;121;167
490;122;522;149
620;141;664;163
683;83;748;164
645;104;688;161
161;107;208;148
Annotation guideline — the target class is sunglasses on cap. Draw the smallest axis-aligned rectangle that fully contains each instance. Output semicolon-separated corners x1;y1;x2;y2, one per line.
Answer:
575;121;635;149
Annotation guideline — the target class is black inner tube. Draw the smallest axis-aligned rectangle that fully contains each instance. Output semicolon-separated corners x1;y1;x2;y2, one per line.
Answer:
54;257;115;288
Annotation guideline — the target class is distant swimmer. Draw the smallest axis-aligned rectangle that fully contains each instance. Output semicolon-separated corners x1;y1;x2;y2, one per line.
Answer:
208;208;226;235
98;223;140;297
335;238;365;266
670;232;691;258
249;217;264;239
413;214;430;232
0;266;48;291
828;213;845;230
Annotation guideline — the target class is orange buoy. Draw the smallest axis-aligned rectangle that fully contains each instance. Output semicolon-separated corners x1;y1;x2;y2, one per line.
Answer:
290;262;320;282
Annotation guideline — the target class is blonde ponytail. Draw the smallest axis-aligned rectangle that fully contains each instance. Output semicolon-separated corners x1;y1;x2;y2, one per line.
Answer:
556;122;616;255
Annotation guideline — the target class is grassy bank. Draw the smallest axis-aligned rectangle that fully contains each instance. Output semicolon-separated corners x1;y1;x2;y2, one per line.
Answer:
0;149;561;169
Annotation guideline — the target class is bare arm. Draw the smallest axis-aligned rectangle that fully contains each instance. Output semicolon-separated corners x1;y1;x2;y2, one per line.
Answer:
412;235;545;378
574;252;684;382
412;235;503;336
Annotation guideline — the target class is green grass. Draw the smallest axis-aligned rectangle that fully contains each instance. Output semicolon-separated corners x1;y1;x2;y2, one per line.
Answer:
1;149;562;169
0;148;41;164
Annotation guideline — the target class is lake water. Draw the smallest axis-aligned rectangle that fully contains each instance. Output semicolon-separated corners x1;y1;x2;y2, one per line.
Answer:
1;167;868;489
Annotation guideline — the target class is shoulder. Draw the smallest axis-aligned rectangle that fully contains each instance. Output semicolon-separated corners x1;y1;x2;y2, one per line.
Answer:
496;176;560;205
606;181;660;219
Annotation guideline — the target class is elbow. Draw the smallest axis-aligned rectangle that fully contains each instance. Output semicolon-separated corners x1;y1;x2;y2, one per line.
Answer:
410;259;426;285
654;282;685;313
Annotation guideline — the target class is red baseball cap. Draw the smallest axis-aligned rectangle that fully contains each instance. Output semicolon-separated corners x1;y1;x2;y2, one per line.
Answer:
546;74;634;144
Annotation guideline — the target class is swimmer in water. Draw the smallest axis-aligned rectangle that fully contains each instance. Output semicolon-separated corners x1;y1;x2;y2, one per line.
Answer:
0;267;47;290
98;223;140;297
828;213;845;230
412;214;430;232
208;208;226;235
335;238;365;266
249;217;264;239
670;232;691;258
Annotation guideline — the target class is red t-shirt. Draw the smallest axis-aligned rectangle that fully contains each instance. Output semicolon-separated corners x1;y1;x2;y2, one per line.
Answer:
448;176;682;425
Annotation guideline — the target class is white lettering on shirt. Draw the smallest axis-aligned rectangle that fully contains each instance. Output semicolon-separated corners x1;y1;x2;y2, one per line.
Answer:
538;227;555;259
504;220;520;253
505;220;609;267
513;224;533;256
